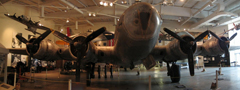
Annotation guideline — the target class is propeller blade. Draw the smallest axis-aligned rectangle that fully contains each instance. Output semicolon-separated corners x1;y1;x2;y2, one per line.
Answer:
188;48;194;76
163;28;186;42
75;50;82;82
16;34;28;44
224;48;230;61
233;23;236;30
52;30;74;44
209;31;224;42
33;30;52;44
84;27;106;43
229;33;237;41
221;41;230;60
194;30;209;43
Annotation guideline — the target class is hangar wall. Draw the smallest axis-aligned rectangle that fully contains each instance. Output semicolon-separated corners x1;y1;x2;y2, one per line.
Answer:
0;2;56;66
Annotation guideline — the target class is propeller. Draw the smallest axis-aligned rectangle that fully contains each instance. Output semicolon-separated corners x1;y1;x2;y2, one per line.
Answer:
164;28;210;76
52;27;106;81
15;29;52;60
217;33;237;60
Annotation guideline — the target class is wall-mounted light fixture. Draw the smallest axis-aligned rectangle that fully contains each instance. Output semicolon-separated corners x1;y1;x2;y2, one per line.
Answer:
178;17;181;22
66;19;69;23
100;1;113;7
89;12;96;17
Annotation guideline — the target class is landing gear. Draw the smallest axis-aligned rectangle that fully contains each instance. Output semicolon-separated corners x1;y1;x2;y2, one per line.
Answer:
110;65;113;78
90;63;95;79
104;65;107;79
124;68;127;71
86;64;91;86
136;65;140;76
86;63;96;86
75;59;81;82
167;62;180;83
98;65;101;79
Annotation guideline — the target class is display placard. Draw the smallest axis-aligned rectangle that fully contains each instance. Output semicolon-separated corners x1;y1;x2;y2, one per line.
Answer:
0;83;15;90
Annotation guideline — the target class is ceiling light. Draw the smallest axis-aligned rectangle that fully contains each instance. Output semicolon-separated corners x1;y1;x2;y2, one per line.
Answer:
60;29;63;33
66;19;69;23
184;28;186;31
180;0;184;2
117;19;119;21
93;13;96;17
89;13;91;16
64;10;67;12
231;16;238;18
104;2;108;6
163;1;167;4
38;23;42;26
122;1;124;3
100;1;103;5
175;28;177;31
178;19;181;22
110;3;113;6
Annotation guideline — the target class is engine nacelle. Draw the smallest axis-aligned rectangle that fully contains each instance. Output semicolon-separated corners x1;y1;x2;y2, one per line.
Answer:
198;36;229;56
163;35;197;62
26;38;62;61
63;35;97;62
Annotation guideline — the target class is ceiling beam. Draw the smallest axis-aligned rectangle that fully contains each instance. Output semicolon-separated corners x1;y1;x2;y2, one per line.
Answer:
191;1;199;9
114;3;129;8
76;0;88;7
45;7;56;12
182;0;189;7
92;0;98;6
85;20;94;26
51;5;63;11
40;0;60;5
60;0;84;14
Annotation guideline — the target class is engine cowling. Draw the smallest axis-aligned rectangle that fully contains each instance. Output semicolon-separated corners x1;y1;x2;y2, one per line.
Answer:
26;38;62;61
61;35;97;62
163;35;197;62
198;36;229;56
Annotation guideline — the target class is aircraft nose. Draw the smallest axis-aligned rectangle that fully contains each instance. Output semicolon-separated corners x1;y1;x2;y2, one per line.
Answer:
140;12;150;30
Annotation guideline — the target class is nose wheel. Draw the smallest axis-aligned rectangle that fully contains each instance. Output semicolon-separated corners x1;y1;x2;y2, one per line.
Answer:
167;62;181;83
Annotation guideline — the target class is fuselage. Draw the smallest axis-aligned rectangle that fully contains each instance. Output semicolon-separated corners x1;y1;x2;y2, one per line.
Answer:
113;2;162;65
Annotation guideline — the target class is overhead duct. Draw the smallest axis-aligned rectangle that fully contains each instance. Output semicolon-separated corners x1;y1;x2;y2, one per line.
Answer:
190;0;237;29
190;12;237;29
225;0;240;12
181;0;217;26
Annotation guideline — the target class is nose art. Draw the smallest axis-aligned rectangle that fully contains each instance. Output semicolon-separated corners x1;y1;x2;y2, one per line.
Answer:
140;12;150;30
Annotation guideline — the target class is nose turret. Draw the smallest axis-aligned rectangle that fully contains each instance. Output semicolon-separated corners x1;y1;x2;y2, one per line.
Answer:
140;12;150;30
121;2;162;40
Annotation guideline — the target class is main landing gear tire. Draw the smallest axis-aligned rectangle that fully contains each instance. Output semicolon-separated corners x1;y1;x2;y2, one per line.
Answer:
86;65;91;86
170;64;180;83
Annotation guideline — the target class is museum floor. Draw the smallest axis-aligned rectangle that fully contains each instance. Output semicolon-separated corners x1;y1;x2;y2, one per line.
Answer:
11;67;240;90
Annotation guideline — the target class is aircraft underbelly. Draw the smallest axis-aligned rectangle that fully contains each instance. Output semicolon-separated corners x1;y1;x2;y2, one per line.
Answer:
115;32;158;64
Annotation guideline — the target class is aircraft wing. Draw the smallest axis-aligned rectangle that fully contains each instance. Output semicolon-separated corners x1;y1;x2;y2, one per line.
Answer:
229;46;240;51
0;43;9;54
150;45;167;62
8;48;28;55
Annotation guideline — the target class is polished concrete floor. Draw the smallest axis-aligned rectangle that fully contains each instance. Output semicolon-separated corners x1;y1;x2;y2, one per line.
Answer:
5;67;240;90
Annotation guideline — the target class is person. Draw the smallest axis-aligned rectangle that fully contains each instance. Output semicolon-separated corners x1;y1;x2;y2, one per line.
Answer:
16;61;25;76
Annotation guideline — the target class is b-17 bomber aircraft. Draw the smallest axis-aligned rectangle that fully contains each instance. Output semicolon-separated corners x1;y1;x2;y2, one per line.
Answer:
4;2;237;84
